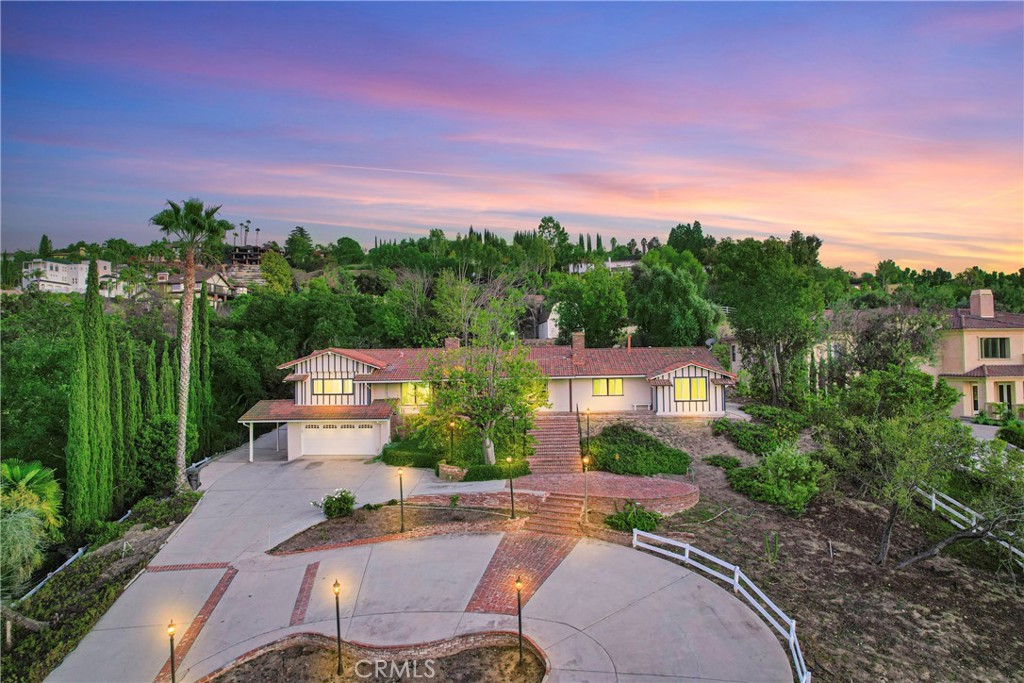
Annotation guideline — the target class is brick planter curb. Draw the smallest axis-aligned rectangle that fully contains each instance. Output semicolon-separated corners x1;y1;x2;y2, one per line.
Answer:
191;630;551;683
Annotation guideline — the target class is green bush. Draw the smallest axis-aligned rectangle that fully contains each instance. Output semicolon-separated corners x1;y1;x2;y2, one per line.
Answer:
313;489;357;518
996;421;1024;450
726;446;824;515
134;415;198;497
84;521;128;548
704;455;741;470
742;404;811;433
131;491;203;528
711;418;792;457
462;460;531;482
380;444;443;469
590;424;690;475
605;500;663;533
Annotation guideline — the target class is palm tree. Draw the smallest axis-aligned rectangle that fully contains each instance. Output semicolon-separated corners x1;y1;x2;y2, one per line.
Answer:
0;459;63;536
150;199;230;490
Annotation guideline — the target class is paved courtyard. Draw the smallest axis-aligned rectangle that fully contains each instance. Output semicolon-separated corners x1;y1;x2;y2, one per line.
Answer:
47;428;792;683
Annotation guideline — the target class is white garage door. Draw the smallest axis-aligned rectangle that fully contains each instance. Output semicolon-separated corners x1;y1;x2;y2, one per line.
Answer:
302;422;380;456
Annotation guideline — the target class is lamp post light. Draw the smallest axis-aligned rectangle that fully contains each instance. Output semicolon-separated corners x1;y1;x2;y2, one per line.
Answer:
506;456;516;519
581;455;590;524
448;421;455;461
585;407;591;455
333;580;343;675
398;467;405;532
515;576;524;664
167;620;177;683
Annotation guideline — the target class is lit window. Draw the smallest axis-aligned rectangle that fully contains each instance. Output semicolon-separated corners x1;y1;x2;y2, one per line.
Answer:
981;338;1010;359
312;378;354;395
592;378;623;396
674;377;708;402
402;382;430;405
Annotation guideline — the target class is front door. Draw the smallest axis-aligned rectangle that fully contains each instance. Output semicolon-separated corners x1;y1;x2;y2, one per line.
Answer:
996;383;1014;407
972;385;979;414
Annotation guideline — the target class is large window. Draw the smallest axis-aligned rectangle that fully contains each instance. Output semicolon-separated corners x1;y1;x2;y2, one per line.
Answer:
981;338;1010;359
402;382;430;405
312;378;354;395
592;378;624;396
674;377;708;402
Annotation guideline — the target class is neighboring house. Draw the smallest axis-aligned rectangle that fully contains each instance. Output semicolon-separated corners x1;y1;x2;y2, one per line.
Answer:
538;302;561;340
20;258;134;297
151;269;242;303
922;289;1024;419
568;259;639;274
238;332;735;460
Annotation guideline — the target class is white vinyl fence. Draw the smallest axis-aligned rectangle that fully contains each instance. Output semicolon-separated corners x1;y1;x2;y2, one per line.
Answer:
914;487;1024;567
632;530;811;683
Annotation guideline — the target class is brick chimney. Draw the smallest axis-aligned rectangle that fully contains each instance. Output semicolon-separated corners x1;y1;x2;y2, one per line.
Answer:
571;331;585;363
444;337;460;350
626;332;632;352
969;289;995;318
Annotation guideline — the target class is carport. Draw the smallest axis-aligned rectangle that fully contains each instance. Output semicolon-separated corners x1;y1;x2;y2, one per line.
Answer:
237;399;396;462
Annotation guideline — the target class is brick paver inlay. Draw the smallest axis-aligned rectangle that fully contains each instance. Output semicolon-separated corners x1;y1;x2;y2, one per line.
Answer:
465;531;578;615
154;567;237;683
289;561;320;626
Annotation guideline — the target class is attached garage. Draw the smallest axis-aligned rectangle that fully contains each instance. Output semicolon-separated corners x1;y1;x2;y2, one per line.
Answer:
300;422;388;457
238;399;395;462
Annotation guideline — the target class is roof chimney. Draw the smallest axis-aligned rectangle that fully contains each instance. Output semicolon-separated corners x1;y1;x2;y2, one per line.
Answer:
969;289;995;318
627;332;632;352
444;337;460;351
571;331;585;363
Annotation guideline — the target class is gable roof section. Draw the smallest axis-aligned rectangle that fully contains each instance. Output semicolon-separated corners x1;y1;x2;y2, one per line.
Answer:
946;308;1024;330
280;344;733;381
238;399;396;422
940;364;1024;379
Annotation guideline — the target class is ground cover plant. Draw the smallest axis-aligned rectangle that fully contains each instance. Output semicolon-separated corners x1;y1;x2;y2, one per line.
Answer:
725;445;825;515
589;423;690;475
604;499;663;533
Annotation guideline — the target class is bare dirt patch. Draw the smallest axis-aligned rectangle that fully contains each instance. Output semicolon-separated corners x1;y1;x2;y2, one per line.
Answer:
206;640;544;683
629;419;1024;683
271;506;516;554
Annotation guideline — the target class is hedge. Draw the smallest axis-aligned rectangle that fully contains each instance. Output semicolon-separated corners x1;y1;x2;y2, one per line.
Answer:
462;460;531;482
590;424;690;475
996;422;1024;450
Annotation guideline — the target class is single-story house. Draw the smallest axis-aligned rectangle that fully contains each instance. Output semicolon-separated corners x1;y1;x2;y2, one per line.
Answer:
238;332;735;461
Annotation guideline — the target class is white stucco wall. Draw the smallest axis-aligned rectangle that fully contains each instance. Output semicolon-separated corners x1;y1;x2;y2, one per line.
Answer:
543;377;652;413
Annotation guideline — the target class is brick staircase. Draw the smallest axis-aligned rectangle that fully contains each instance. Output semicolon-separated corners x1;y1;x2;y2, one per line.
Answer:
523;493;584;536
527;414;583;475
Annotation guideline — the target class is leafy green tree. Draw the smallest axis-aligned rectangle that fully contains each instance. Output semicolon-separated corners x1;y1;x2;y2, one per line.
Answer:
785;231;822;269
640;245;706;290
631;263;718;347
284;226;314;270
667;221;715;264
64;318;94;536
424;296;549;464
259;249;292;294
135;415;197;496
548;267;628;347
151;198;229;490
37;235;53;259
331;236;365;265
84;260;113;518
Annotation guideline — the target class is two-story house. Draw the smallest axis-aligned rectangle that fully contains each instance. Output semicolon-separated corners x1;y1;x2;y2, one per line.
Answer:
20;258;131;297
238;332;735;461
923;289;1024;419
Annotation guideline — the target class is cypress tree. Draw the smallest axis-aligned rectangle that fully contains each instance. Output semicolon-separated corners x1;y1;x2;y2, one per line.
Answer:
84;259;114;519
122;331;143;503
196;283;213;455
65;319;94;537
107;319;126;512
586;234;592;253
159;343;175;417
596;234;603;252
142;341;159;420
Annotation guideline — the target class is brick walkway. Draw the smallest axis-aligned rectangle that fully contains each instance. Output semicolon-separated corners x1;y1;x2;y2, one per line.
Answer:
289;561;320;626
464;531;578;615
515;471;700;515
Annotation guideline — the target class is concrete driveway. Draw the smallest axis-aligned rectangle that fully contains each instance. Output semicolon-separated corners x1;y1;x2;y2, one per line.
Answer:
48;428;793;683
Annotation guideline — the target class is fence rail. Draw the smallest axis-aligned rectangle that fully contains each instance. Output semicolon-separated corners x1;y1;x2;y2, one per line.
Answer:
17;546;87;603
913;487;1024;567
632;530;811;683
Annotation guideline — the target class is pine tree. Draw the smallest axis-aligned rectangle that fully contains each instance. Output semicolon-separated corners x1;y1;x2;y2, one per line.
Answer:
121;331;142;503
65;319;94;536
107;319;126;512
159;343;175;417
84;259;114;519
143;341;159;420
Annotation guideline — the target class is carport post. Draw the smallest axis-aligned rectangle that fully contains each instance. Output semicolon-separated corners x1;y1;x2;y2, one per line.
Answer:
248;422;254;463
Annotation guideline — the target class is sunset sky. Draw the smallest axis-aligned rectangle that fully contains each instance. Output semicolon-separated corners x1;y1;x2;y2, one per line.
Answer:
2;2;1022;273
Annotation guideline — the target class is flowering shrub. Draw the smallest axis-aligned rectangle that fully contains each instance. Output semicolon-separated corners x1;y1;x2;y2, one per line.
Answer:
311;489;356;519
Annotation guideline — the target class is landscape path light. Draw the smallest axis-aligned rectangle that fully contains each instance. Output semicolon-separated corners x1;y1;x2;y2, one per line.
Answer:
448;420;455;460
333;579;343;675
581;455;590;524
167;620;177;683
506;456;516;519
398;467;405;532
515;576;524;664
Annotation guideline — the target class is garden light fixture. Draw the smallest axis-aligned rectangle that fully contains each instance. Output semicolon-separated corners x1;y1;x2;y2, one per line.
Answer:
581;455;590;524
515;576;524;663
398;468;405;532
333;579;343;675
167;620;177;683
506;456;516;519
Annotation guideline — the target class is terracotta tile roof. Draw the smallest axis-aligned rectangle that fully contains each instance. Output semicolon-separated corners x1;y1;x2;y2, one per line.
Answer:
940;364;1024;379
288;344;733;382
282;373;308;382
237;399;395;422
946;309;1024;330
277;348;389;370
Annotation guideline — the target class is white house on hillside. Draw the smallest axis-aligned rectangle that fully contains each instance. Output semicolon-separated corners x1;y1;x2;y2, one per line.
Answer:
239;332;736;461
21;258;134;297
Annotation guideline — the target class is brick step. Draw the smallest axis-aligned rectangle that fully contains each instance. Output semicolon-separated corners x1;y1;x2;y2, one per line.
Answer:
529;468;582;475
529;464;583;472
523;519;581;535
547;495;585;504
534;503;582;515
528;516;580;530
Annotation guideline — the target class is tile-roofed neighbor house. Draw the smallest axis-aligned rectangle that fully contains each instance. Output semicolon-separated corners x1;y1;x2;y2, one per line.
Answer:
240;331;735;461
